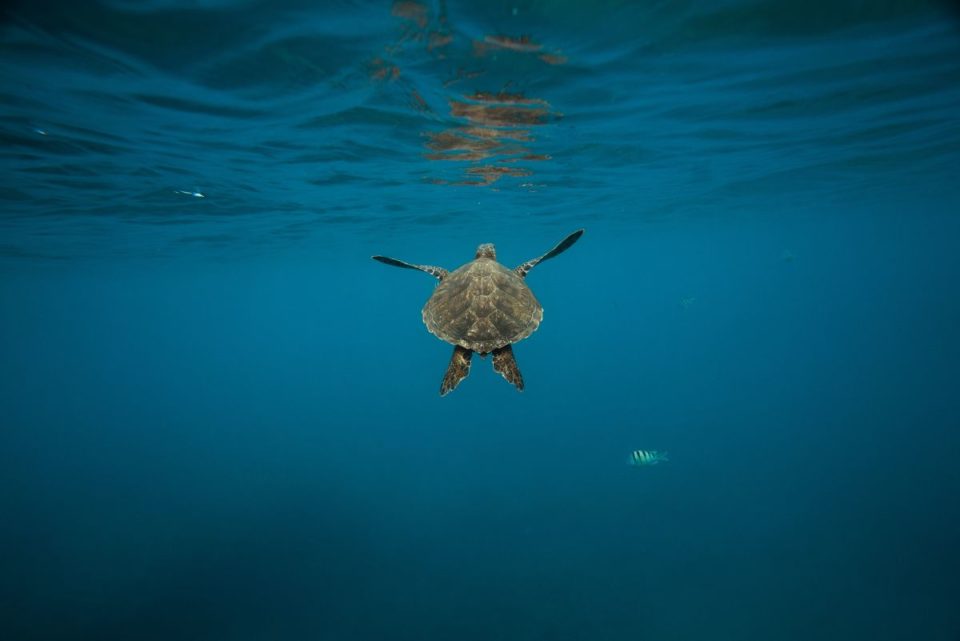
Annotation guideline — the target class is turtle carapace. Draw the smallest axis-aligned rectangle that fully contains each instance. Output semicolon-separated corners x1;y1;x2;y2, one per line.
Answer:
372;229;583;395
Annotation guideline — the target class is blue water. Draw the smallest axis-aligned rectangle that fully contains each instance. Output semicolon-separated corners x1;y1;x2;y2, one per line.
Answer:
2;1;960;639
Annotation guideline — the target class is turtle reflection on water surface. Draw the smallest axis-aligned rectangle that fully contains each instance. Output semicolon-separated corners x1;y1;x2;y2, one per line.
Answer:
373;229;584;395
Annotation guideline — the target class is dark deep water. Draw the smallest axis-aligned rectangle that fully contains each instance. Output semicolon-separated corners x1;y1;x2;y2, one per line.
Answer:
2;1;960;640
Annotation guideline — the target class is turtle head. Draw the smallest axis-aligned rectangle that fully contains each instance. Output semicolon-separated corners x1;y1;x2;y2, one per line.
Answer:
475;243;496;260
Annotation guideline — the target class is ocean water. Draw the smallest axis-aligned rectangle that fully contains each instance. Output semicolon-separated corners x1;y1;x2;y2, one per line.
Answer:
2;1;960;639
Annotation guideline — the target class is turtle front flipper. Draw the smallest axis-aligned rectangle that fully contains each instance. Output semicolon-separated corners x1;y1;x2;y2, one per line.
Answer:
492;345;524;392
515;229;584;278
440;345;472;396
372;255;448;280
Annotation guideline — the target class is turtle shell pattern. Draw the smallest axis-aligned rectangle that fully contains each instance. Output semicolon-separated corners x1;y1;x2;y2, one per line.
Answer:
422;257;543;353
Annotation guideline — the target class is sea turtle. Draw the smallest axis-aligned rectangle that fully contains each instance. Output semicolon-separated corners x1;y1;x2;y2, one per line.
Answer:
372;229;583;395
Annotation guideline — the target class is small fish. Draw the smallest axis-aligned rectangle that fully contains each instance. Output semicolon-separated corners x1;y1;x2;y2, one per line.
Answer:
174;190;205;198
627;449;668;467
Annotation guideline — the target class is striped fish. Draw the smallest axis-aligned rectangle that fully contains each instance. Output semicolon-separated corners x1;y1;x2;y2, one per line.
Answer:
627;449;668;467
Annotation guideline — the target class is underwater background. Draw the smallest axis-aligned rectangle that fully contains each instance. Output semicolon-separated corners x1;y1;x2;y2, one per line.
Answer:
2;1;960;639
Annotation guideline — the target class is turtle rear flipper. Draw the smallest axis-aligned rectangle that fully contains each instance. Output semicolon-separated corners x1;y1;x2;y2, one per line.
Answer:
372;255;448;280
440;345;472;396
515;229;584;278
492;345;524;392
